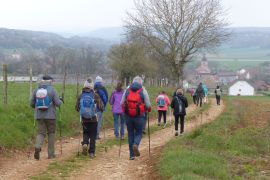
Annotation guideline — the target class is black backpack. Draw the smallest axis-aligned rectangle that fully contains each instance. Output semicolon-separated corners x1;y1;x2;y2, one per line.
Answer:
176;96;184;114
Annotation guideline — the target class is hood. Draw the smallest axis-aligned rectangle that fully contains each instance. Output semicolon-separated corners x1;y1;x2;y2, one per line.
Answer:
94;82;103;88
130;82;142;91
82;88;94;93
38;81;51;88
176;94;185;100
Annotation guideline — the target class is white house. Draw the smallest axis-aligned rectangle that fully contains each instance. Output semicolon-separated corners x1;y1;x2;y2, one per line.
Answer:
229;80;255;96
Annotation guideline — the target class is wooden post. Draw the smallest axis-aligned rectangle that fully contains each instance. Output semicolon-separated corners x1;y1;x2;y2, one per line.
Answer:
76;73;80;98
29;64;33;98
61;71;67;101
124;77;127;88
3;64;8;106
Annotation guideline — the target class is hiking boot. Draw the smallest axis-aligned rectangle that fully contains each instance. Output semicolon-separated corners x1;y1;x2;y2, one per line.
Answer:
133;144;140;157
180;132;184;136
82;144;88;156
129;156;135;160
163;123;167;128
120;136;125;140
34;148;41;160
89;153;95;159
175;131;179;136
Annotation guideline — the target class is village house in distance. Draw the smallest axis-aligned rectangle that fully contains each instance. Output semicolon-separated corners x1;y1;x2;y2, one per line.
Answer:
184;55;270;95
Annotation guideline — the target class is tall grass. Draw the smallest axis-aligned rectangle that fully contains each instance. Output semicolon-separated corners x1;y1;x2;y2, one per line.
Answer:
0;82;176;150
159;96;270;179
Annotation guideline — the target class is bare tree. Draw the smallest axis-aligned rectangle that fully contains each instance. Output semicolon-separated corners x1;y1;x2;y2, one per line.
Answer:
108;42;156;82
125;0;229;85
46;46;63;74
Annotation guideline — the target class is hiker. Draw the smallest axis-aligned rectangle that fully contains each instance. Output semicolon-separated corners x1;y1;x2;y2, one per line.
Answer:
121;76;151;160
196;82;204;107
109;81;125;139
156;91;171;127
202;84;208;103
75;78;103;158
30;75;62;160
214;85;222;105
171;88;188;136
190;88;197;104
94;76;108;139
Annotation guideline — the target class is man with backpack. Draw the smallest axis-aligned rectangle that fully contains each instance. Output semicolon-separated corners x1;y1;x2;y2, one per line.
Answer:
30;75;62;160
94;76;108;140
171;88;188;136
155;91;171;127
121;76;151;160
75;78;103;158
214;85;222;105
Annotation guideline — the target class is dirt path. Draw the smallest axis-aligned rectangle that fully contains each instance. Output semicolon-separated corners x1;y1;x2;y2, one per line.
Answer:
69;99;224;180
0;107;176;180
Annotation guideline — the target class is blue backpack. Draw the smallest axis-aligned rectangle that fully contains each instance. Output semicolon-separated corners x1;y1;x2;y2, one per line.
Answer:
80;92;96;119
157;95;166;107
96;87;107;108
35;87;52;111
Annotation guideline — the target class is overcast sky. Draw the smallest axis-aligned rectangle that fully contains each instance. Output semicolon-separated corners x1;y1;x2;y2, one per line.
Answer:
0;0;269;33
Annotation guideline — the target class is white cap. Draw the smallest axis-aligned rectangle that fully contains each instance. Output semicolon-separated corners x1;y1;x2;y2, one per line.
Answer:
95;76;103;83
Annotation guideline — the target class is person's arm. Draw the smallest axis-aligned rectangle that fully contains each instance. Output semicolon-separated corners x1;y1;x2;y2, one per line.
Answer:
30;89;36;108
142;88;151;109
94;93;104;111
52;89;62;107
75;95;81;112
171;98;175;109
109;91;114;105
184;97;188;108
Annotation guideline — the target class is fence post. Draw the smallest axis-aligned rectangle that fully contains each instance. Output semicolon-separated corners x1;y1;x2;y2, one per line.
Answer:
29;64;33;99
3;64;8;106
76;73;80;98
61;71;67;101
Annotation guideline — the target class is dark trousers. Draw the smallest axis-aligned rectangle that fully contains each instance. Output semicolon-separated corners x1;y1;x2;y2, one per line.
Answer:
158;110;167;123
174;114;185;133
216;95;221;105
196;95;203;107
81;121;97;154
192;95;197;104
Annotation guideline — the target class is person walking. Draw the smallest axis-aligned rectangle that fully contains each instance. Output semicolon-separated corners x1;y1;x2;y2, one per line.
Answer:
109;82;125;139
121;76;151;160
75;78;103;158
156;91;171;127
171;88;188;136
30;75;62;160
94;76;108;140
214;85;222;105
202;84;208;103
196;82;204;107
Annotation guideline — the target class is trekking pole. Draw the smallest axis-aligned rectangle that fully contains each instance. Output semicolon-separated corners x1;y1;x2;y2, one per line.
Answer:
77;116;82;156
59;107;63;155
28;117;36;158
147;112;151;157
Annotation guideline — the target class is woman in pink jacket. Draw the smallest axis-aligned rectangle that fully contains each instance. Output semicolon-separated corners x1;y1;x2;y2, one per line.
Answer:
155;91;171;126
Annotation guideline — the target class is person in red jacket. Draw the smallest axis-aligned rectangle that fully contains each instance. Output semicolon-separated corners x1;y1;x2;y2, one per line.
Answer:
155;91;171;127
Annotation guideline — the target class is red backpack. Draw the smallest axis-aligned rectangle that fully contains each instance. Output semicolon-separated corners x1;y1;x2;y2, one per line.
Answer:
123;88;145;117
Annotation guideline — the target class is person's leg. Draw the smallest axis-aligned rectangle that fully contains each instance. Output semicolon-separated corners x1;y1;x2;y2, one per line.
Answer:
126;115;135;159
142;113;147;134
180;115;185;134
193;95;196;104
199;96;203;107
34;119;46;160
96;111;103;139
81;121;90;155
157;110;162;125
163;111;167;124
89;121;98;156
217;95;221;105
120;114;125;139
113;113;119;138
174;115;179;136
46;119;56;158
133;116;144;157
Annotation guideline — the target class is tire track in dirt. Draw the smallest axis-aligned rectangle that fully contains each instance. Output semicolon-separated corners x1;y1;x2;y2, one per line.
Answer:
69;99;224;180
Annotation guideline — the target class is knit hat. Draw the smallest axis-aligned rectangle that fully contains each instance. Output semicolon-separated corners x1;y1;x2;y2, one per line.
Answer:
84;78;94;89
132;76;143;85
42;75;53;81
95;76;103;83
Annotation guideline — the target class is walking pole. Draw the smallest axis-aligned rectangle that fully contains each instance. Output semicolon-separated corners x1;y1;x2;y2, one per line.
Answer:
77;116;82;156
147;112;151;157
59;107;63;155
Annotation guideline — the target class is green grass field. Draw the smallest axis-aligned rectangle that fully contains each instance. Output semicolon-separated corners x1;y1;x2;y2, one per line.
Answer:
159;96;270;179
0;82;177;150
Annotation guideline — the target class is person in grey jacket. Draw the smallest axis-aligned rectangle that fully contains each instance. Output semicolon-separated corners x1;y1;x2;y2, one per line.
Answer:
120;76;151;160
30;75;62;160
